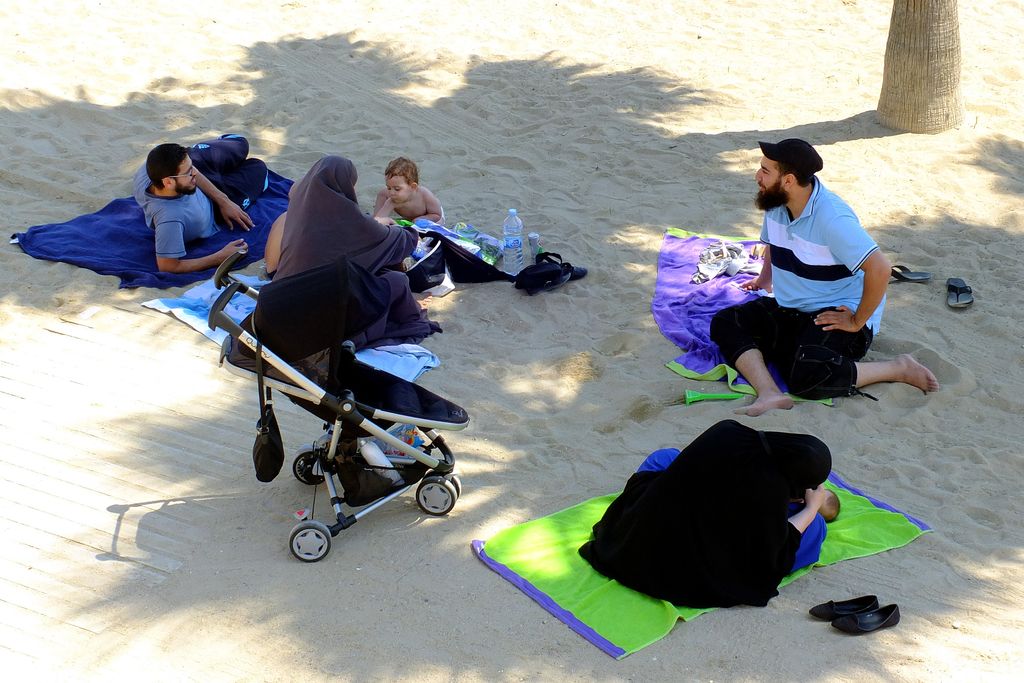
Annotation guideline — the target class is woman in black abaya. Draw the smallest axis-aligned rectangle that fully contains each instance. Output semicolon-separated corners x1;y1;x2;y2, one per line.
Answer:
579;419;832;608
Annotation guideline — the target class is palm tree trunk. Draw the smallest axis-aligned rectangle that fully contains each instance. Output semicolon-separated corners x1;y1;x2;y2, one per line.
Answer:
877;0;964;133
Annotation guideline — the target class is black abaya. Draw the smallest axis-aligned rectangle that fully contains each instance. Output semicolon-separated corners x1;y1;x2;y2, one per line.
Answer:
579;419;831;608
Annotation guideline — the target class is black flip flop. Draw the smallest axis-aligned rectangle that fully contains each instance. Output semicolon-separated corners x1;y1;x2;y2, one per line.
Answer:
890;265;932;283
946;277;974;308
809;595;879;621
831;604;901;635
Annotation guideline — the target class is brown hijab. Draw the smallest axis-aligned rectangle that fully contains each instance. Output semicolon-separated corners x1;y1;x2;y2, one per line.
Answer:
274;156;418;280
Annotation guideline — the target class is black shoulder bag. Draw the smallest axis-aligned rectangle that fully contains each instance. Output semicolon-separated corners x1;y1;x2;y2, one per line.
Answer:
251;338;285;482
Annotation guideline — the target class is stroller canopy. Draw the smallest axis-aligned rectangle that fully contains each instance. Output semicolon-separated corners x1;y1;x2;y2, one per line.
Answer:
254;257;390;362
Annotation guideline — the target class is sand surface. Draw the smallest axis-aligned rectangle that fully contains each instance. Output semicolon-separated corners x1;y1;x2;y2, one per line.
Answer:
1;1;1022;679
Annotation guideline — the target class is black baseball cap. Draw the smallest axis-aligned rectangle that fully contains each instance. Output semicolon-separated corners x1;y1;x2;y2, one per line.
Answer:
758;139;823;178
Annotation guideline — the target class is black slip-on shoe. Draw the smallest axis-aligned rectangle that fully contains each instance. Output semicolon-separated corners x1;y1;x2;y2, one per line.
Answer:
831;604;901;635
809;595;879;621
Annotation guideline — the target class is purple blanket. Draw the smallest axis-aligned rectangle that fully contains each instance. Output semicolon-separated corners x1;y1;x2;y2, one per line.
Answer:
651;230;787;391
14;171;292;289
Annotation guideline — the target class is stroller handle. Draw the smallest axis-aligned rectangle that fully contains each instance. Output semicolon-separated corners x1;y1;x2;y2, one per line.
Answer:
208;282;245;336
213;249;248;290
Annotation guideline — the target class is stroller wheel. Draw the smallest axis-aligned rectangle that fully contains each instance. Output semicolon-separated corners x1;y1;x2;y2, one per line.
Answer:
445;473;463;498
416;476;459;516
289;520;332;562
292;447;325;486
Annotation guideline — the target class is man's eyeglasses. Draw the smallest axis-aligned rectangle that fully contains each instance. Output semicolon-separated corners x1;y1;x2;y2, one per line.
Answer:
167;165;196;179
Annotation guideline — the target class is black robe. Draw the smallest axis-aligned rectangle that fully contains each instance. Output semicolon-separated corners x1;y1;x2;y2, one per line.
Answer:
579;420;831;608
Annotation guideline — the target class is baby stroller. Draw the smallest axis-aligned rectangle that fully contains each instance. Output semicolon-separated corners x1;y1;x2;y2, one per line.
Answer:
208;252;468;562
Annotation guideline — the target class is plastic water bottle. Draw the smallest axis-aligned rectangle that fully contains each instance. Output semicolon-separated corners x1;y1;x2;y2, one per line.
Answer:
502;208;525;275
359;439;404;485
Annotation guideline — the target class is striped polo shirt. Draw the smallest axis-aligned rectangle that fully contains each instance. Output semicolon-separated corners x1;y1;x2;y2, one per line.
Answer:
761;179;884;333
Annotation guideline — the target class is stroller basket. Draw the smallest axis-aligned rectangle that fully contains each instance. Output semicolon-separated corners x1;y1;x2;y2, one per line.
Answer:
208;254;469;562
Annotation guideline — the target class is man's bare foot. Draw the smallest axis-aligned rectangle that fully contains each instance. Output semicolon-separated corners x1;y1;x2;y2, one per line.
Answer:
418;294;433;312
735;393;794;417
894;354;940;392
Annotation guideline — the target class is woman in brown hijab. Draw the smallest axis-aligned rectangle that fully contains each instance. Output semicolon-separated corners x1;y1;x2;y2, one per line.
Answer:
273;156;418;279
269;156;437;348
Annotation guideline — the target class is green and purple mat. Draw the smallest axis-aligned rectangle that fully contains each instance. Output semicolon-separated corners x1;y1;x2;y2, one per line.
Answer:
473;472;929;658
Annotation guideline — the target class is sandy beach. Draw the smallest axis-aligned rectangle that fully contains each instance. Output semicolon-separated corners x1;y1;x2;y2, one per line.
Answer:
1;1;1022;679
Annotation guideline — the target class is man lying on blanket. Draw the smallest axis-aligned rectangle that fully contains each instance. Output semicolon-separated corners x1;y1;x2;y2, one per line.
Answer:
709;139;939;416
133;134;268;273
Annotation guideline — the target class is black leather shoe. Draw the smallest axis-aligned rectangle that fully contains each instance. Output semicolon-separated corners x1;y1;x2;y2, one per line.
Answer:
831;604;901;634
809;595;879;621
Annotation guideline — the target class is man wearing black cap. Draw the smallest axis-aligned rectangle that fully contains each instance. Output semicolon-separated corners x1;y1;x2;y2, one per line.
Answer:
709;139;939;416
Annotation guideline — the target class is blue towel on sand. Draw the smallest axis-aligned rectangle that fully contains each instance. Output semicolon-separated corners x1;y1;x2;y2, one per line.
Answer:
13;171;292;289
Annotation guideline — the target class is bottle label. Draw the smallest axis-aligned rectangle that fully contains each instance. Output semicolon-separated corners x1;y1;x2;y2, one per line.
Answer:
504;237;522;249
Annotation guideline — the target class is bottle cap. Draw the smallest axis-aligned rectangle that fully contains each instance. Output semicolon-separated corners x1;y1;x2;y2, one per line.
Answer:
508;208;517;216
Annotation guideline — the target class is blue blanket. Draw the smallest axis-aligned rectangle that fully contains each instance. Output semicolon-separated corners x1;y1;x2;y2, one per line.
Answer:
13;171;292;289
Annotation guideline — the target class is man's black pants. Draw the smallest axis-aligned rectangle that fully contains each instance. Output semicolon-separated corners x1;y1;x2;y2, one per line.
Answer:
188;134;268;218
709;297;873;399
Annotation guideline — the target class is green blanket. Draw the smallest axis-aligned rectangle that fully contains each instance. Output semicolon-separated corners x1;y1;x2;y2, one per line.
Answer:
472;473;929;658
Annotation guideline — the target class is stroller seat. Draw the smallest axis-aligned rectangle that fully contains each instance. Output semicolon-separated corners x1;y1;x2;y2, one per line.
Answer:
208;255;469;562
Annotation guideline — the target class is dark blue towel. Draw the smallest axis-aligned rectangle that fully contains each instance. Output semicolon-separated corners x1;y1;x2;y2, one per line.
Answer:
14;171;292;289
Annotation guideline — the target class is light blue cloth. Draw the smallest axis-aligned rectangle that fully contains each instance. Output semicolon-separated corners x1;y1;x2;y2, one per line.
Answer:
142;278;440;381
761;179;884;333
354;344;440;379
142;274;263;345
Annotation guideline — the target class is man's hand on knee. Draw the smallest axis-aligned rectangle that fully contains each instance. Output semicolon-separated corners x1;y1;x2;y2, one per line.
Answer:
814;305;861;332
218;200;253;231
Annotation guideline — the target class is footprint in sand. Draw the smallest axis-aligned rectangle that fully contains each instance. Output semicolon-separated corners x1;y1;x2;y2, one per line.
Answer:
962;506;1005;531
482;155;536;171
626;395;662;423
914;347;964;389
555;351;603;382
594;331;644;357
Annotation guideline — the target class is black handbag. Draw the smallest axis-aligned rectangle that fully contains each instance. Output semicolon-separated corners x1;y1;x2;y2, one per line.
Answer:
406;238;450;294
514;252;586;295
251;338;285;482
407;230;515;293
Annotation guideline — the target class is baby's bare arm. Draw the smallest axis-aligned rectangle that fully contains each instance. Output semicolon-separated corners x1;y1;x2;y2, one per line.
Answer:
417;186;444;224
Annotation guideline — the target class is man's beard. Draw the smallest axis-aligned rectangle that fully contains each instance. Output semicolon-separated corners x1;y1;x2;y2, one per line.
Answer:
176;183;197;196
755;180;787;211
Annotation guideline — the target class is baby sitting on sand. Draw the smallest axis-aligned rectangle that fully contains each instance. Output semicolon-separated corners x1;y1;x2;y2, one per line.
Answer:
373;157;444;226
